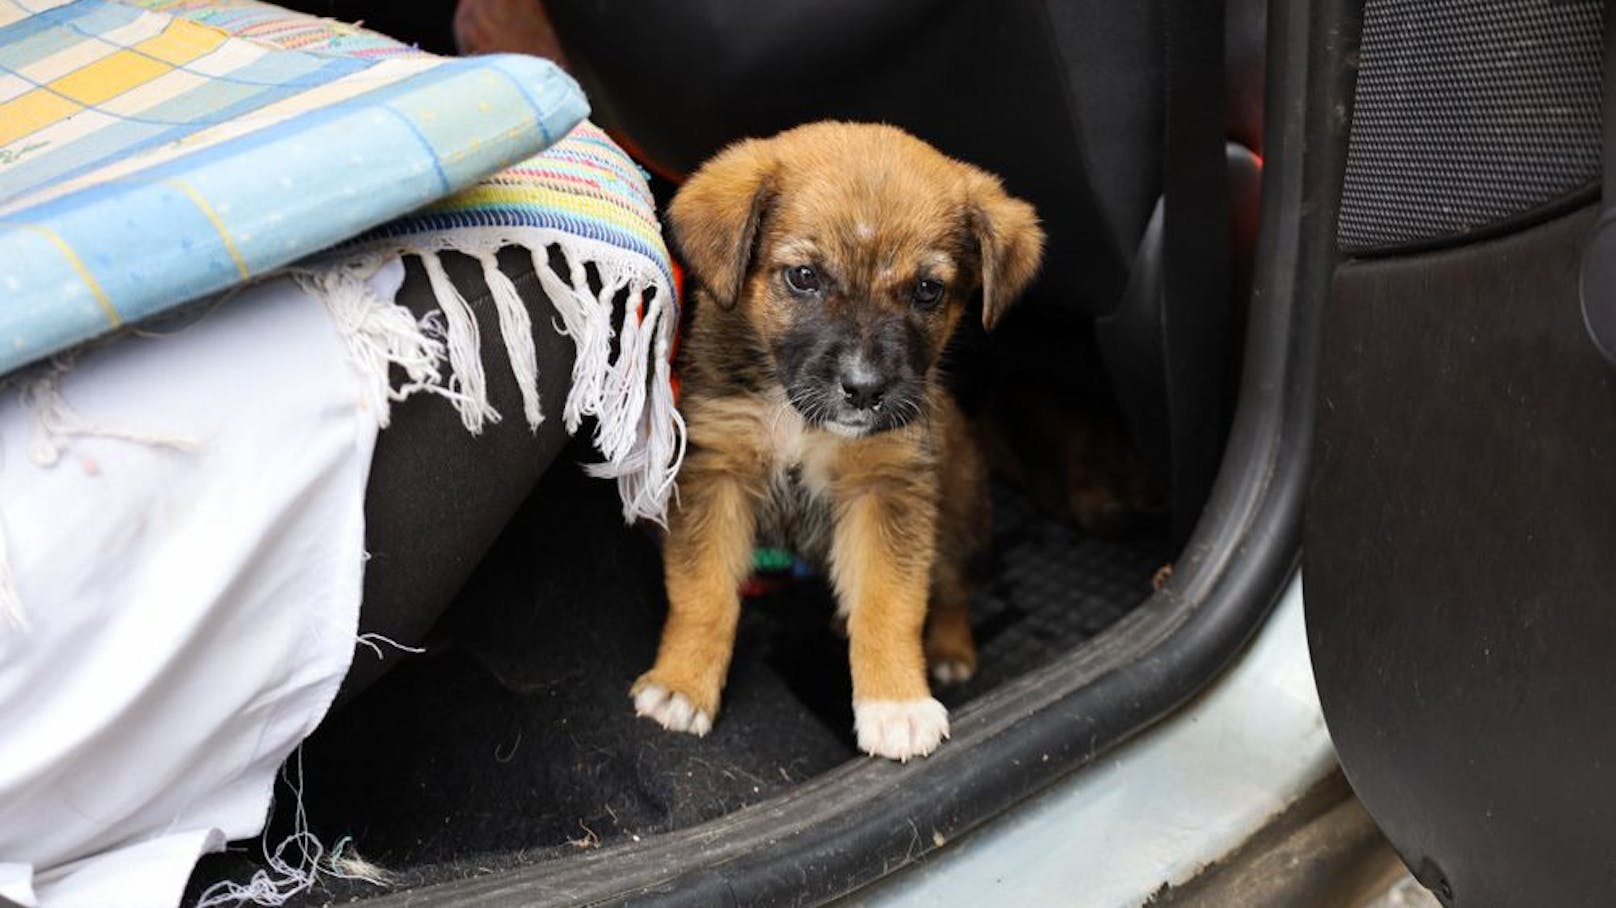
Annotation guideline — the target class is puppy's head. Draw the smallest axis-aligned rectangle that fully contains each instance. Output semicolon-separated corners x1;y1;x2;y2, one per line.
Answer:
669;122;1044;437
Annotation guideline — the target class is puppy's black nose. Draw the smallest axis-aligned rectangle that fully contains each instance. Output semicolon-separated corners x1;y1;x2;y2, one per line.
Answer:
839;374;888;411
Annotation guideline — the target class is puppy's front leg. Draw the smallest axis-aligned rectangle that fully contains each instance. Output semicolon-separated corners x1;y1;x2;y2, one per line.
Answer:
633;466;756;736
831;485;948;761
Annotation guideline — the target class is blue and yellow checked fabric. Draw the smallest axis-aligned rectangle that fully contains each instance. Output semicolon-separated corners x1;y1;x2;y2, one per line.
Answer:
0;0;587;376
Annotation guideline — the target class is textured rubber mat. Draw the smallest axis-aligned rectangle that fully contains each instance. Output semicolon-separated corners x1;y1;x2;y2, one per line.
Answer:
941;478;1172;703
188;457;1169;904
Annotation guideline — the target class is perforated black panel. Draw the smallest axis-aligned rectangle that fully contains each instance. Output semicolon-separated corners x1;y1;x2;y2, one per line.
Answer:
1338;0;1603;254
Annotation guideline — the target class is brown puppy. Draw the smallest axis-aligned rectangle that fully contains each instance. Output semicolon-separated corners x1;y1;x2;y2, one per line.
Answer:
633;122;1044;761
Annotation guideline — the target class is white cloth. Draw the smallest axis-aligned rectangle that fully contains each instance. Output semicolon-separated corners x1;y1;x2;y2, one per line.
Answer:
0;262;403;907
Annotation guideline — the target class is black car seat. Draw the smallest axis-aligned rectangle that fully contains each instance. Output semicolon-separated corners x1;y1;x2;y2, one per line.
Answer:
547;0;1268;543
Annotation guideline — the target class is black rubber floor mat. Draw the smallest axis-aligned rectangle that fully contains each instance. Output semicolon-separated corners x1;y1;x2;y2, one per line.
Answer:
942;479;1173;703
186;449;1169;904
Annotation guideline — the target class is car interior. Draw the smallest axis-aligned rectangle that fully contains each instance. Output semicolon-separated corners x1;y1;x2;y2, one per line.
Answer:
182;0;1338;904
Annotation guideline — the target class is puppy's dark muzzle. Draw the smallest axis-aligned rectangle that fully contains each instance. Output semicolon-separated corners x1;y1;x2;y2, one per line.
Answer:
775;314;925;434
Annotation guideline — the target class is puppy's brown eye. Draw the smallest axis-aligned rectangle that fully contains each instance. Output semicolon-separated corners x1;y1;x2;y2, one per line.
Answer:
783;265;821;295
912;278;945;308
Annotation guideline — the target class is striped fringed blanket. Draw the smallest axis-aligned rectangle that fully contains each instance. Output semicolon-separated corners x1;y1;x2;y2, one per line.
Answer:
339;120;684;523
0;0;585;371
139;0;682;523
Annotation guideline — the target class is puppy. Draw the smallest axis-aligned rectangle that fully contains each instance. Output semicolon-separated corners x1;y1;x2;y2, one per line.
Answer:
632;122;1044;761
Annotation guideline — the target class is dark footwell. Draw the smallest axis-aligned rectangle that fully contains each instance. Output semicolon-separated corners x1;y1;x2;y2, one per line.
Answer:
188;450;1169;904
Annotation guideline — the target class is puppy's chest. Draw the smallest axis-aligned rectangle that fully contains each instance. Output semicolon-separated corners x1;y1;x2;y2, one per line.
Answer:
754;415;837;563
757;464;836;561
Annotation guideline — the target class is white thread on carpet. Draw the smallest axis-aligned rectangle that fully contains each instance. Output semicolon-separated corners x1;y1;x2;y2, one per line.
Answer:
324;836;394;887
355;632;427;659
194;750;396;907
194;750;322;908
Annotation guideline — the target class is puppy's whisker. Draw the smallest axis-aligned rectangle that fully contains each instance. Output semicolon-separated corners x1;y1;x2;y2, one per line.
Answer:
787;390;821;426
770;399;792;436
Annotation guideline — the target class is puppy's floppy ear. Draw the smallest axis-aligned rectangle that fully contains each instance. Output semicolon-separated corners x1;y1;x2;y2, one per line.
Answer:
965;170;1045;331
666;139;777;309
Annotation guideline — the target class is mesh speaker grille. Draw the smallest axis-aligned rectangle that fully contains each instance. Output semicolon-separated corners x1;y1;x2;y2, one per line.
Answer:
1338;0;1604;253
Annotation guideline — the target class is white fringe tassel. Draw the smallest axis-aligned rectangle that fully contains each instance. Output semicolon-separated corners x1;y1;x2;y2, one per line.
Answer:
313;231;685;525
418;253;500;434
479;252;543;430
293;265;449;429
533;245;609;436
582;274;687;525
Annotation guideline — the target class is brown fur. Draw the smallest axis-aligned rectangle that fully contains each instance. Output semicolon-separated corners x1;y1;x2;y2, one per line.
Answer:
633;123;1044;759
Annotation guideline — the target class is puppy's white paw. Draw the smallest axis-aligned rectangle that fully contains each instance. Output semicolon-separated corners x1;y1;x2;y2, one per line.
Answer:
854;698;950;762
929;659;976;685
633;684;714;737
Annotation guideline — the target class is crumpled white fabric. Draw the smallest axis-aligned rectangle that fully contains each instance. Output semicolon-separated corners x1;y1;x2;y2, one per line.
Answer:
0;262;403;907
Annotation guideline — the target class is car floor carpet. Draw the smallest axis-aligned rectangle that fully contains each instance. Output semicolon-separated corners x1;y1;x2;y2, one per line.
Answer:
186;441;1170;904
